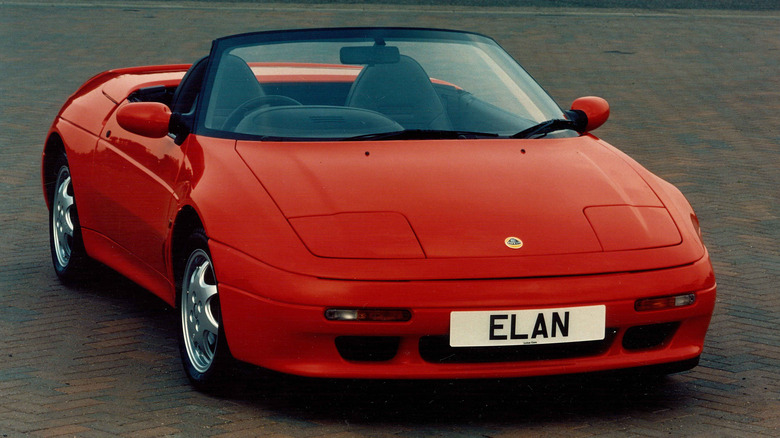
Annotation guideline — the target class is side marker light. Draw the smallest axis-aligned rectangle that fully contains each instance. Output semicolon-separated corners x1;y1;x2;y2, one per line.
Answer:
325;308;412;322
635;294;696;312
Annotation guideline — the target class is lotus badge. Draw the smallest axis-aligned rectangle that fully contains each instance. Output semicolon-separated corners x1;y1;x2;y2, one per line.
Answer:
504;237;523;249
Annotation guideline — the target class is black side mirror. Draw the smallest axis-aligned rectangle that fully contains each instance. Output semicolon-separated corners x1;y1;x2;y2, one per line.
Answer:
169;112;194;145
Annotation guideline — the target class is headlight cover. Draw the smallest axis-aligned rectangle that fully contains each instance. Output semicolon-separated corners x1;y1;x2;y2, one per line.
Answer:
584;206;682;251
289;212;425;259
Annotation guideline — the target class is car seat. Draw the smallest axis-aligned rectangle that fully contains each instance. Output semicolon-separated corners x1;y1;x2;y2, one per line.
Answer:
206;54;265;129
346;55;451;130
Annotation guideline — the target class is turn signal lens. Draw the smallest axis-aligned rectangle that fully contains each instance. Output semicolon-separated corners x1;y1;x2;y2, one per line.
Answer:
325;309;412;322
635;294;696;312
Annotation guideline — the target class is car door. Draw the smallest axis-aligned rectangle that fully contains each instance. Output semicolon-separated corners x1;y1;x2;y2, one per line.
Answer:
89;59;208;278
90;114;184;277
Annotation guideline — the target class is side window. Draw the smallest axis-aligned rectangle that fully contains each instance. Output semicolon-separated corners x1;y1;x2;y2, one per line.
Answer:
171;56;209;115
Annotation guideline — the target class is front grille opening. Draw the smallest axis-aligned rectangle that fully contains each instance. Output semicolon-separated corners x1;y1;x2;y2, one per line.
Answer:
622;322;680;351
335;336;400;362
419;329;618;364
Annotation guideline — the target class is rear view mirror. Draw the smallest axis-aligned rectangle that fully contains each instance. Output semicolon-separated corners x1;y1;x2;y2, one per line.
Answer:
340;45;400;65
116;102;172;138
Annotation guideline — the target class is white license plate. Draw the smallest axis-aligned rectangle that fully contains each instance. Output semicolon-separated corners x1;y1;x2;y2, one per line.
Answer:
449;305;606;347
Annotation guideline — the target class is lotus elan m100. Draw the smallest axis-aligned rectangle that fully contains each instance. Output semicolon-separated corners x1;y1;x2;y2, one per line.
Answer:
43;28;716;389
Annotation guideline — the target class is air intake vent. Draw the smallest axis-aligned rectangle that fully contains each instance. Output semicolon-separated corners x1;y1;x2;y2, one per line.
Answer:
622;322;679;350
335;336;400;362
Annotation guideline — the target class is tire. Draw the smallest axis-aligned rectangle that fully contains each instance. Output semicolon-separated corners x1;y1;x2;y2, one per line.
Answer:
49;155;89;282
178;229;232;390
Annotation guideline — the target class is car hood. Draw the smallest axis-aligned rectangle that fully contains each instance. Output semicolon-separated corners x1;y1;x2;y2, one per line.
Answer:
236;136;683;260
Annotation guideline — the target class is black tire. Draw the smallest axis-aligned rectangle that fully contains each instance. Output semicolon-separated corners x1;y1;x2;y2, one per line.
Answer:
48;154;89;282
178;229;233;390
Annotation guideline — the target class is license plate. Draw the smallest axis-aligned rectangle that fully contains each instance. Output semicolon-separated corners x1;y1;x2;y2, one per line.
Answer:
449;305;606;347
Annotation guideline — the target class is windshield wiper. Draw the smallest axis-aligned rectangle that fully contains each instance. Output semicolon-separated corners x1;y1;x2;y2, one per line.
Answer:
343;129;500;141
510;119;580;139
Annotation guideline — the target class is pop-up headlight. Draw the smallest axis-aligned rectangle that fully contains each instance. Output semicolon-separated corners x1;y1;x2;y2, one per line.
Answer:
289;212;424;259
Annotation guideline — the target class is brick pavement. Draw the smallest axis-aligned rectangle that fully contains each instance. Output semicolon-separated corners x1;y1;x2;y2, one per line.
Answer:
1;2;778;436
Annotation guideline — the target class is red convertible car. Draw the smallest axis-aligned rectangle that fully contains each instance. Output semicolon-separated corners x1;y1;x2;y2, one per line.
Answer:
42;28;716;389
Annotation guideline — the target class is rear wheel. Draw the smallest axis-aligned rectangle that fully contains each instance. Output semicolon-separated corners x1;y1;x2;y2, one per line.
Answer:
178;230;232;390
49;155;89;282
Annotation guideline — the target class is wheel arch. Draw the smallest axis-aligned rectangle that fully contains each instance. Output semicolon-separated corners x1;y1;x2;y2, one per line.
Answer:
170;205;205;306
42;132;67;209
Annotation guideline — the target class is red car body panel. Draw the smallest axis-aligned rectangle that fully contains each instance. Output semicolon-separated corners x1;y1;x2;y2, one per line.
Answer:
44;47;715;380
44;65;189;302
250;62;362;83
239;137;677;258
214;256;715;378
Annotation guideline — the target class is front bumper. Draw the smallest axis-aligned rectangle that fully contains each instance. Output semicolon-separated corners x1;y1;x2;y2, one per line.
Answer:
212;241;716;379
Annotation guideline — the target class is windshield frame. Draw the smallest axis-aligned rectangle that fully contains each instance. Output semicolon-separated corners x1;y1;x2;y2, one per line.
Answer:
193;27;568;141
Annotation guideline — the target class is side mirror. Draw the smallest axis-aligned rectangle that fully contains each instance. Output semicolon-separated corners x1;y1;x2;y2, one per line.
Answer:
116;102;171;138
570;96;610;133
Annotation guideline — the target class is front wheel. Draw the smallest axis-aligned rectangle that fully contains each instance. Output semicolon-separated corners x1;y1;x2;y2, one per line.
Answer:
178;230;232;390
49;155;89;282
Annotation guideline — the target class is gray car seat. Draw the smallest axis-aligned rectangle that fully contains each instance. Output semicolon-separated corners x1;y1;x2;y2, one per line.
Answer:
346;55;451;130
206;54;265;129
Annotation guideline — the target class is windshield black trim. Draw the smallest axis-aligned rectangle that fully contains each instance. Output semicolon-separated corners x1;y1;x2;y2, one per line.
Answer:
213;27;496;48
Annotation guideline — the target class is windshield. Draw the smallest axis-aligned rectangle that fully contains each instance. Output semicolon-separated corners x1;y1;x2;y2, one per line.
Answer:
200;28;568;140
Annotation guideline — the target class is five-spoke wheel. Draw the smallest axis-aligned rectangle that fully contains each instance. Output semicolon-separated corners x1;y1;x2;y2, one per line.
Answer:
49;156;88;281
181;248;220;373
52;166;75;268
178;230;231;389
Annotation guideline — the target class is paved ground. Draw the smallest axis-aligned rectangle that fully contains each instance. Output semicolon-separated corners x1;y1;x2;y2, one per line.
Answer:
1;1;779;437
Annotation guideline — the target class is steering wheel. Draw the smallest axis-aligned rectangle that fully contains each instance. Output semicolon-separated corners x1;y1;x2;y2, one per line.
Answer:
222;95;302;131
